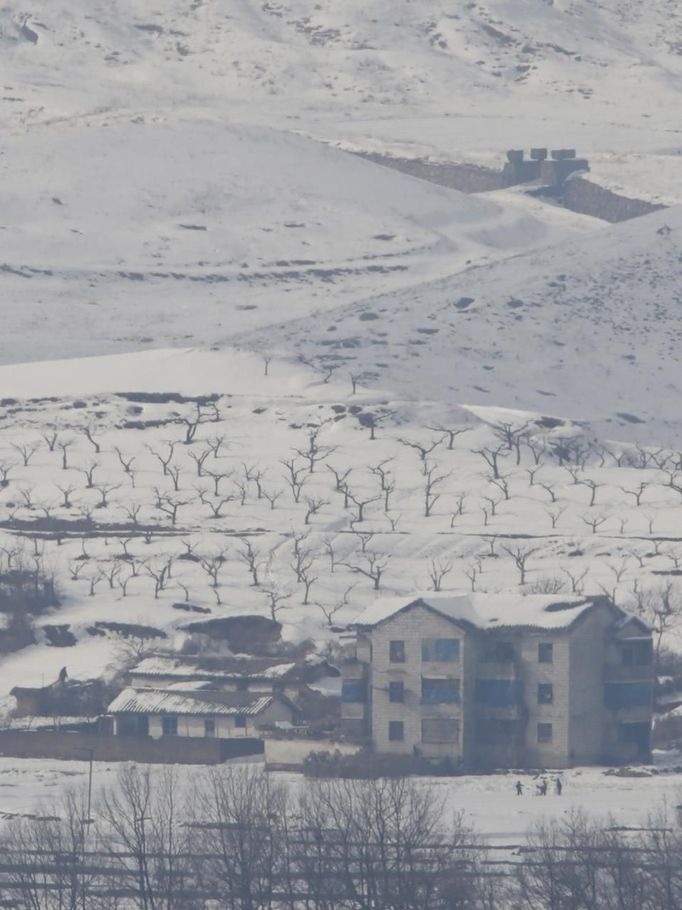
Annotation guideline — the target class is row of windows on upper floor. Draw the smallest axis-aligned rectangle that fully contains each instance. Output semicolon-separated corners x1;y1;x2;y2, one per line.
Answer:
343;679;555;706
388;639;555;664
386;719;555;745
387;639;652;667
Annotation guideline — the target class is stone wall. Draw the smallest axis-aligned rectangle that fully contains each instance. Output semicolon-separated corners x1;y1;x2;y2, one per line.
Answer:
350;151;504;193
0;730;264;764
563;176;665;223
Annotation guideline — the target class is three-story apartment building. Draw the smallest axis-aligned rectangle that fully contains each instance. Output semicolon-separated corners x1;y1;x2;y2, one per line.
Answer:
342;593;653;768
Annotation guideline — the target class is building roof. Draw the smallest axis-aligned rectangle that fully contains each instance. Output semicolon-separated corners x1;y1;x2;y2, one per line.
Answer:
351;592;618;633
107;687;280;717
129;655;296;682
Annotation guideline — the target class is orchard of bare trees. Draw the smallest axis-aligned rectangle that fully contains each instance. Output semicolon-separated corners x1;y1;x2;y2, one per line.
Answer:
2;391;682;674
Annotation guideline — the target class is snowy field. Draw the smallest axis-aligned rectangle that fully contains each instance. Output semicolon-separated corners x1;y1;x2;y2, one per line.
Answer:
1;754;681;846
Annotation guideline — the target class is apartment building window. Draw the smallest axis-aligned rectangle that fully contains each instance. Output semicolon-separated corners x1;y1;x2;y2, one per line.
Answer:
538;683;554;705
537;723;553;744
621;640;652;667
204;719;215;738
422;638;460;662
389;681;405;703
475;679;522;708
482;641;515;662
422;718;460;744
161;715;178;736
389;721;404;741
389;640;406;663
538;642;554;663
341;679;366;703
604;682;652;709
421;677;460;704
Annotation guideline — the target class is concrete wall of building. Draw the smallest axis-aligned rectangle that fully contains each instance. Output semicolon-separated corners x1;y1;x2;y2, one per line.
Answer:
568;608;614;764
126;701;294;740
367;604;467;761
518;630;572;767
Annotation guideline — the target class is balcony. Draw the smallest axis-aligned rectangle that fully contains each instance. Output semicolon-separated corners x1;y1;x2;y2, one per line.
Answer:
477;661;520;680
603;664;653;683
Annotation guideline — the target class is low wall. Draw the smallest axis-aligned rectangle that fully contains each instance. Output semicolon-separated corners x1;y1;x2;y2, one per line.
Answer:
350;151;504;193
264;738;361;770
0;730;263;764
563;176;666;223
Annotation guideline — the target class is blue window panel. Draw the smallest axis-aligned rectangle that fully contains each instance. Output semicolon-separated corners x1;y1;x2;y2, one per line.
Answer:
475;679;522;708
422;639;460;662
605;682;651;709
421;678;460;704
341;680;365;703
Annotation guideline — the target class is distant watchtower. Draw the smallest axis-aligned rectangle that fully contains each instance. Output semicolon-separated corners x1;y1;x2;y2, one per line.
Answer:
502;147;589;188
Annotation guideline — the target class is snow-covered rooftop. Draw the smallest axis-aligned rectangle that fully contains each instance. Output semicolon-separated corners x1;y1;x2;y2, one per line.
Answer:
107;688;276;717
130;656;296;681
352;593;613;632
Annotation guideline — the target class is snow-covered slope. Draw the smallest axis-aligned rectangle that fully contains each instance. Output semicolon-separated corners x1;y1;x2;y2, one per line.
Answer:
245;204;682;445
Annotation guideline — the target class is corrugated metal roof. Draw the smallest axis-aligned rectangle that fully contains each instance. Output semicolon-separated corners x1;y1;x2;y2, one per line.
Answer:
108;688;275;717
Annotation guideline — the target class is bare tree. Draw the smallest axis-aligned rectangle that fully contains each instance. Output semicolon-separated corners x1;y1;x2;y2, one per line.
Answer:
398;435;445;463
426;424;470;450
178;401;220;444
153;490;189;526
340;551;389;591
188;447;212;477
94;482;121;509
346;487;380;524
147;440;177;477
11;441;40;467
82;426;101;454
562;566;589;594
57;436;75;470
280;457;308;503
304;497;328;525
581;512;608;535
578;477;601;507
56;483;77;509
502;544;538;585
198;488;233;519
263;488;283;510
294;424;336;473
546;505;567;529
474;444;507;479
427;557;453;592
262;583;291;621
114;446;137;476
198;549;228;590
238;537;264;586
423;461;449;517
79;459;100;488
621;481;650;506
314;584;354;626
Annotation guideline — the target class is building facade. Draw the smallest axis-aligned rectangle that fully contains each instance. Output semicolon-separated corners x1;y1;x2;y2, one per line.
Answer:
107;688;297;739
342;594;653;768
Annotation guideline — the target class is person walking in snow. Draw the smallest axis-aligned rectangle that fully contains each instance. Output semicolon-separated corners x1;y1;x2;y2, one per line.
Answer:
555;777;563;796
515;780;523;796
538;779;548;796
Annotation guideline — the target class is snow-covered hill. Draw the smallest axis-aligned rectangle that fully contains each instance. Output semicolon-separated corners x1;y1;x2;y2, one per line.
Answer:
244;204;682;445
